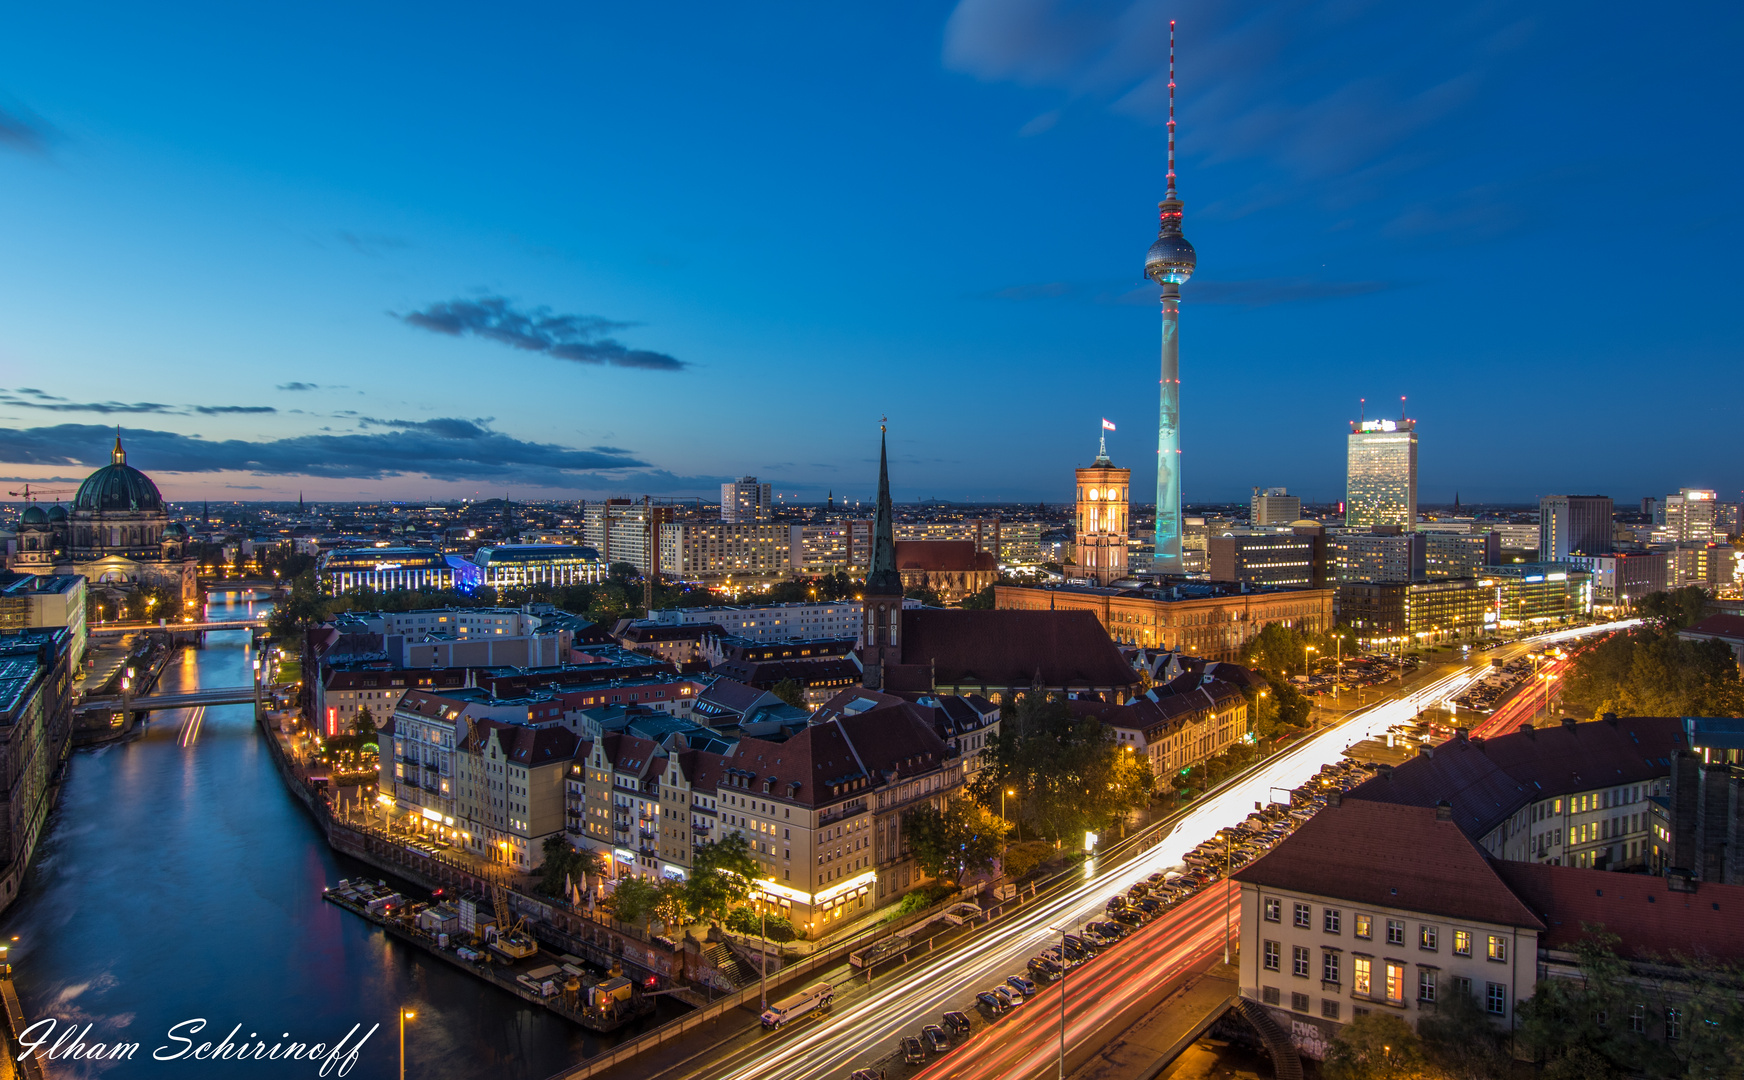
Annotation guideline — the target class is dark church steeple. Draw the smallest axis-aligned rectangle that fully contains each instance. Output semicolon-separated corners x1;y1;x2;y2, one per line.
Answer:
861;419;904;690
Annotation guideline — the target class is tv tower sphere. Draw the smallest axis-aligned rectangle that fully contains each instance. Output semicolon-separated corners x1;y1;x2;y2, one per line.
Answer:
1145;216;1196;286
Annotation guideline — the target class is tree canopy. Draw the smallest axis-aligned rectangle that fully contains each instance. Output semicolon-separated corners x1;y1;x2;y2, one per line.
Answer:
905;796;1009;887
684;834;760;921
1635;586;1711;630
1561;624;1744;720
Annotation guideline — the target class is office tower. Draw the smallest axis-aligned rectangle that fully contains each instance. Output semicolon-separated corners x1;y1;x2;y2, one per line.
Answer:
1663;488;1738;542
1539;495;1614;559
1143;21;1196;574
1070;429;1131;586
1345;418;1418;530
720;476;771;523
1250;487;1301;527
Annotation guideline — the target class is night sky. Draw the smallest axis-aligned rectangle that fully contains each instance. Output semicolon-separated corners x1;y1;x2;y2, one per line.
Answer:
0;2;1738;505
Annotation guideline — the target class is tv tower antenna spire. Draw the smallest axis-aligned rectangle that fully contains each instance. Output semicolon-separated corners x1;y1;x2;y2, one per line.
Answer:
1167;19;1177;198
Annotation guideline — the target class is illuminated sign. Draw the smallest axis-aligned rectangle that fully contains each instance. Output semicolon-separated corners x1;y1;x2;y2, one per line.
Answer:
1547;572;1568;581
1357;420;1398;433
813;870;876;905
420;808;443;822
613;848;636;863
374;562;404;571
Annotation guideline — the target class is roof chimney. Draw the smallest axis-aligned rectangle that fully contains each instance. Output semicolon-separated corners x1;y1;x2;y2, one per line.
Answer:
1435;800;1453;822
1326;790;1341;807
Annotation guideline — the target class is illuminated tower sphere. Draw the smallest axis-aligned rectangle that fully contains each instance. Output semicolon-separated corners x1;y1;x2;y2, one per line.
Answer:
1144;20;1196;575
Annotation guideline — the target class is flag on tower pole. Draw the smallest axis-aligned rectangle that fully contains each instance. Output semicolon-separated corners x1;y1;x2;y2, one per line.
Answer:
1102;419;1117;431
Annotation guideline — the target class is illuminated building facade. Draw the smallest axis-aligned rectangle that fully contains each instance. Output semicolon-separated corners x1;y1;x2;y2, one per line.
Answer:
318;546;455;593
1479;564;1593;629
720;477;772;523
448;544;604;593
659;522;795;578
1207;529;1327;589
1538;495;1613;558
1345;418;1418;530
1335;578;1489;649
582;500;674;575
1250;487;1301;527
995;581;1333;662
1663;488;1739;543
1069;434;1131;586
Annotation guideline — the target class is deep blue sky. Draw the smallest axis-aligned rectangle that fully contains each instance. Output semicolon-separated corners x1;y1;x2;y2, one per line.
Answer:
0;2;1739;505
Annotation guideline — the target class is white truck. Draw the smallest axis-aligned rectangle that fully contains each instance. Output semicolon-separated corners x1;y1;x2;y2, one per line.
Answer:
760;982;834;1029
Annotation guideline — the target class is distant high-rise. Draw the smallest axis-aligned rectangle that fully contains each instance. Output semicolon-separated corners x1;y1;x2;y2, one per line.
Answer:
1662;488;1739;543
1539;495;1613;559
1143;21;1196;574
1070;428;1131;586
720;477;771;523
1345;418;1418;530
1250;487;1301;527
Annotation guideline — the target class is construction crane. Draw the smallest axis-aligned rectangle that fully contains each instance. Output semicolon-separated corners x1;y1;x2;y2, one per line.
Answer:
7;483;74;502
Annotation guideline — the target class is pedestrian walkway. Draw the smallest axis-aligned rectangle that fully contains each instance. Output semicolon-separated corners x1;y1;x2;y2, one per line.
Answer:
1067;963;1241;1080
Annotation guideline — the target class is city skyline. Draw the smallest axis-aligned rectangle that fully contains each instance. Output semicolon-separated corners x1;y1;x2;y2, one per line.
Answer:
0;3;1739;504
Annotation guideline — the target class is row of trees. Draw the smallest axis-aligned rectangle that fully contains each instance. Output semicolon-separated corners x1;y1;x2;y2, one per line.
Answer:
537;833;779;940
1562;633;1743;723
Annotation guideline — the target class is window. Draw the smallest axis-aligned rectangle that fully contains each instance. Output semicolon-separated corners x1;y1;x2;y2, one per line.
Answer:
1290;992;1310;1013
1264;898;1281;923
1322;952;1340;984
1418;969;1437;1002
1386;919;1405;946
1262;986;1280;1005
1264;941;1280;971
1386;963;1405;1004
1292;946;1310;977
1453;929;1472;956
1354;913;1372;939
1293;903;1311;928
1629;1004;1646;1034
1665;1009;1682;1041
1419;925;1438;951
1487;935;1507;962
1322;999;1340;1021
1486;982;1507;1016
1324;908;1342;933
1451;976;1473;1000
1353;956;1372;996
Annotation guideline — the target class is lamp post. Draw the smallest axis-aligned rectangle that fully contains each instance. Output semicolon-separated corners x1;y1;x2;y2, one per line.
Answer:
399;1009;414;1080
1224;841;1233;965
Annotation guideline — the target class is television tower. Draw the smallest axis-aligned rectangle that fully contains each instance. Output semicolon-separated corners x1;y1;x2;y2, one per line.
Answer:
1144;20;1197;574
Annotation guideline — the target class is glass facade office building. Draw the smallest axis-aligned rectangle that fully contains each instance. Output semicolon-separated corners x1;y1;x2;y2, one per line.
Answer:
1346;419;1418;530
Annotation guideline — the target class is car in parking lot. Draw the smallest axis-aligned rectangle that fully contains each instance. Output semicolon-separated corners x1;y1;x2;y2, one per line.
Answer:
1027;956;1062;981
1007;975;1036;996
1063;934;1097;955
1109;908;1144;928
942;1011;972;1036
975;991;1006;1013
901;1036;926;1065
921;1025;950;1052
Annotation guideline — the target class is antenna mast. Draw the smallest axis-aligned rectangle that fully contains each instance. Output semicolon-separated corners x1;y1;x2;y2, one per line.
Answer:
1167;20;1178;198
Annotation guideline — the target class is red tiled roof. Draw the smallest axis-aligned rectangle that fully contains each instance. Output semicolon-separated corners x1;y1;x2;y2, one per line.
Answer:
894;540;997;573
1491;861;1744;961
897;610;1138;690
1232;800;1544;930
1683;613;1744;641
1344;717;1688;839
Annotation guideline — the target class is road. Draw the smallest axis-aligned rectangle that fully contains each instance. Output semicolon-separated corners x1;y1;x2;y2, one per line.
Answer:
660;621;1641;1080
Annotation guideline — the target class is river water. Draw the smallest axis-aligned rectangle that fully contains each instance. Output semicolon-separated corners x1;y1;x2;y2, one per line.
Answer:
0;594;598;1079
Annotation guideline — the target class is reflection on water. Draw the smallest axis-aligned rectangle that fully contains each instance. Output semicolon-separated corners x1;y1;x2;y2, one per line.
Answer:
1;595;594;1078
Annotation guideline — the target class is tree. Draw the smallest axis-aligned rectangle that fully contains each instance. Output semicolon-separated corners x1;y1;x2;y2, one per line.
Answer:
1321;1012;1427;1080
764;915;797;943
1636;586;1710;629
1243;622;1309;676
961;584;997;610
906;797;1009;888
1417;989;1508;1080
536;836;604;899
770;678;807;709
969;692;1154;845
904;582;943;606
685;834;759;921
651;879;689;935
1000;840;1056;880
1561;625;1744;720
608;876;660;933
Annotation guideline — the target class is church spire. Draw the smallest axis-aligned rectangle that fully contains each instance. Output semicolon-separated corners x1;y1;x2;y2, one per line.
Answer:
112;427;126;466
866;419;901;595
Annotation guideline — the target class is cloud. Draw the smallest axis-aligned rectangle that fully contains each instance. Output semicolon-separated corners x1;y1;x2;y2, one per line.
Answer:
277;382;319;391
0;421;649;488
192;405;277;415
1018;109;1061;137
398;295;688;371
0;395;178;414
13;389;66;401
0;100;56;156
336;232;411;257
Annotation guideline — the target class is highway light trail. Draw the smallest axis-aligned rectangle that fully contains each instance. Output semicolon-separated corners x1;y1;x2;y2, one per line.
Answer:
715;623;1631;1080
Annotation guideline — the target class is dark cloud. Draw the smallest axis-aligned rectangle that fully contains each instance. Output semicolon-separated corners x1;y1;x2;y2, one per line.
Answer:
0;102;56;156
192;405;277;415
398;295;688;371
590;445;633;455
0;395;177;414
13;389;65;401
336;232;411;257
0;421;648;489
277;382;319;391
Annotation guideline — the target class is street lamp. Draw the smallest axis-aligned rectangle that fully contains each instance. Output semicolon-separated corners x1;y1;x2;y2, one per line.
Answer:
1049;920;1075;1080
399;1010;415;1080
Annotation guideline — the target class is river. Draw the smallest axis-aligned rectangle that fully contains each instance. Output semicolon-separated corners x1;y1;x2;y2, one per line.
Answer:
0;593;599;1079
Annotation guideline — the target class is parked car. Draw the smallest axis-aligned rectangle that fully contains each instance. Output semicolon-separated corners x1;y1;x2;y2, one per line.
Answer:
1007;975;1036;996
989;985;1021;1007
921;1025;950;1052
975;992;1006;1013
942;1011;972;1036
1028;957;1062;981
901;1036;925;1065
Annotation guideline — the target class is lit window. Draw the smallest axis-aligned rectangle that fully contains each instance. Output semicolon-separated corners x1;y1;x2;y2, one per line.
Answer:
1453;930;1472;956
1487;935;1507;962
1353;956;1372;996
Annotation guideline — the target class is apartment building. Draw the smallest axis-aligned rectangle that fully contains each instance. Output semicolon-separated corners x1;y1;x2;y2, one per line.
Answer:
1077;678;1248;778
454;719;581;871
